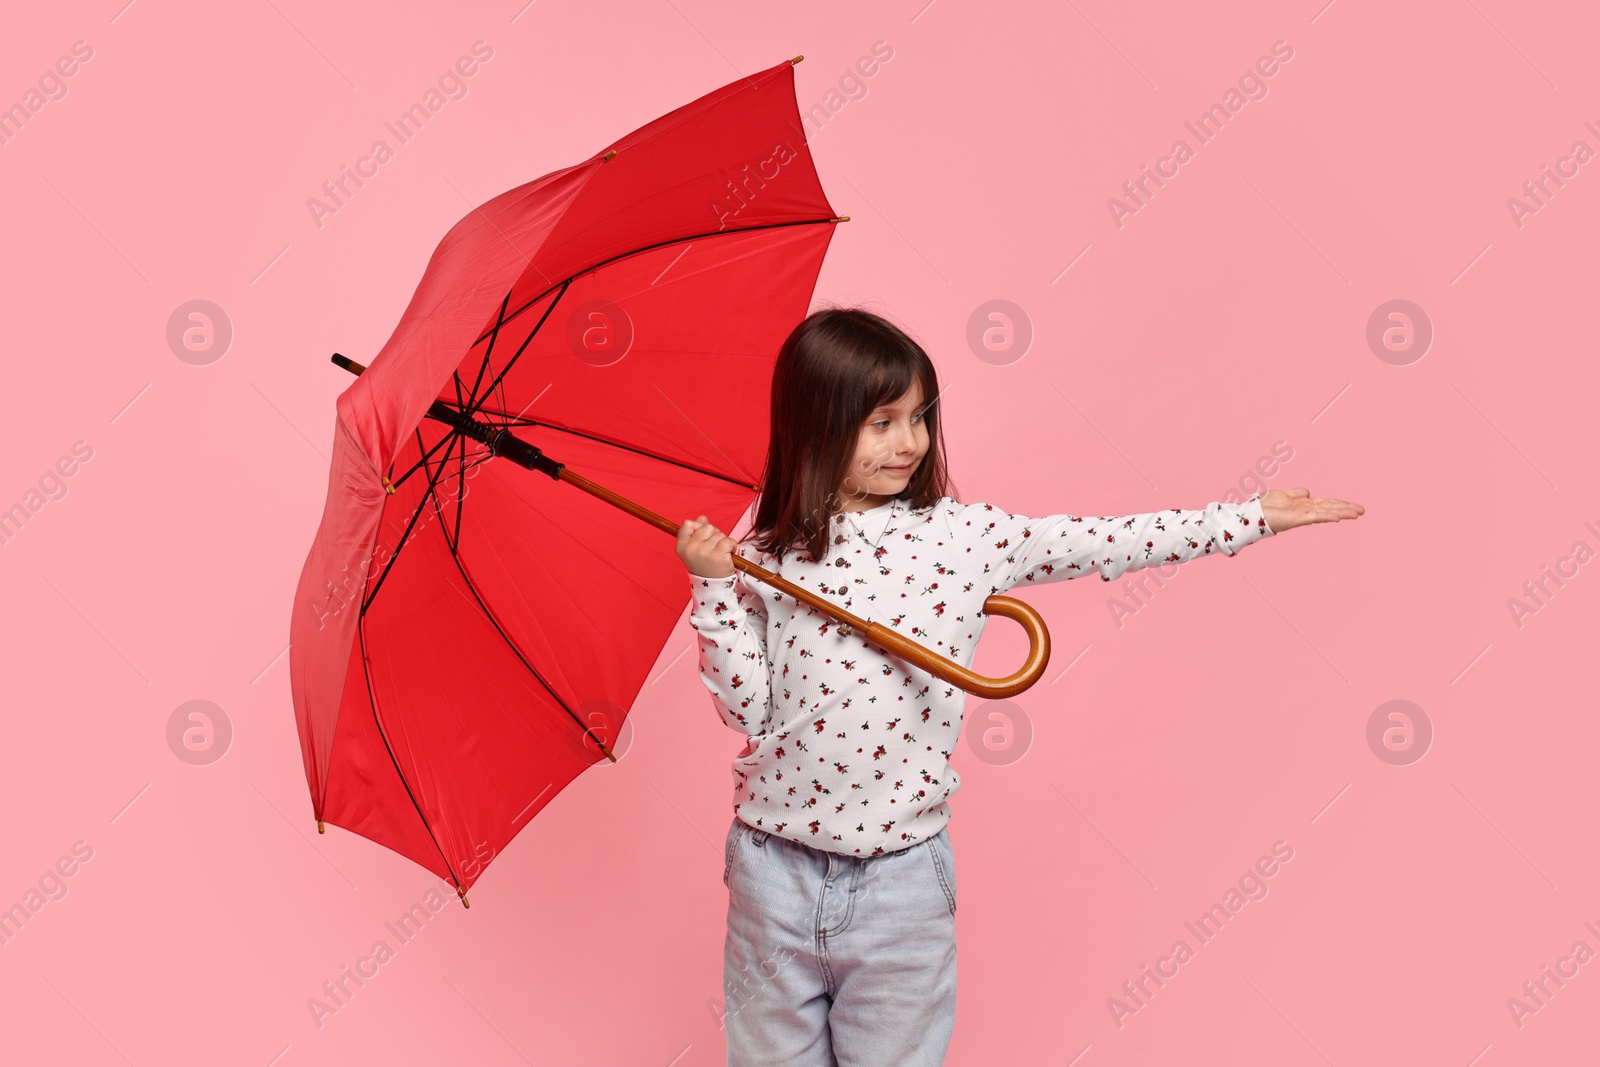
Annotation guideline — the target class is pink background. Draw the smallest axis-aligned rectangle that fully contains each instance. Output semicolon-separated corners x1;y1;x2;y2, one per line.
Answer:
2;1;1595;1063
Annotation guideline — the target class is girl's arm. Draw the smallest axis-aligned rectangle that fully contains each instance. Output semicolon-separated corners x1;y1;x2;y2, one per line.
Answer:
686;571;772;736
954;492;1275;594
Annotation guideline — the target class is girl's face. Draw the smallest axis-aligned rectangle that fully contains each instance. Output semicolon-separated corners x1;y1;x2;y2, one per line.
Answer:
837;382;930;510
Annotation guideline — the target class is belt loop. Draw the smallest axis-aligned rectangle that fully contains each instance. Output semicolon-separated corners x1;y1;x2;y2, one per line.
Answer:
751;828;769;847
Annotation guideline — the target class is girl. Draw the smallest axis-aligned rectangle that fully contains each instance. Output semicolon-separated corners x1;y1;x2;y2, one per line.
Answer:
676;307;1361;1066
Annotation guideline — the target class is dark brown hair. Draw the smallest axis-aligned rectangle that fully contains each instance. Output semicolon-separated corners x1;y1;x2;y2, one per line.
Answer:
741;305;956;564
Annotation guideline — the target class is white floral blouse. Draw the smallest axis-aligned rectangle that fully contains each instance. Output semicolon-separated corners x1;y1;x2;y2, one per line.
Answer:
688;493;1274;856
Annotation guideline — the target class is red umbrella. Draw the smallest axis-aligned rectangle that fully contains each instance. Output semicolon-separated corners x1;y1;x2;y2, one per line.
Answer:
288;57;1049;906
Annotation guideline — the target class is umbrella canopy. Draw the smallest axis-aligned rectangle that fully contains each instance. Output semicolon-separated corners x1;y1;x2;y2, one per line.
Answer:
288;58;841;902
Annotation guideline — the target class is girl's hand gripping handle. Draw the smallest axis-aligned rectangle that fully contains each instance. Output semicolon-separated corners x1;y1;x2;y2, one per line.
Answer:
676;515;738;579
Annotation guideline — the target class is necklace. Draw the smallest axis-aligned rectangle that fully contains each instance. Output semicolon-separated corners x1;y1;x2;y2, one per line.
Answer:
832;497;902;555
827;499;903;636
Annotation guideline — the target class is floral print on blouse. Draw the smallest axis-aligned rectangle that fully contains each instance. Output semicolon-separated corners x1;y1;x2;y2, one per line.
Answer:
687;493;1273;857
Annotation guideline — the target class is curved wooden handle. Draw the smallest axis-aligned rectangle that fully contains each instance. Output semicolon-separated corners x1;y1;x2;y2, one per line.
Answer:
969;594;1053;699
728;552;1051;699
545;466;1055;699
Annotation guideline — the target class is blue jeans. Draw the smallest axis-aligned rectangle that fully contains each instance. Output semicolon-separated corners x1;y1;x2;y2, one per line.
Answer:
720;816;958;1066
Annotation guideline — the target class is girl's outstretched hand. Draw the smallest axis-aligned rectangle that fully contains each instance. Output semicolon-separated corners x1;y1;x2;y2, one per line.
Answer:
1258;488;1364;534
676;514;739;579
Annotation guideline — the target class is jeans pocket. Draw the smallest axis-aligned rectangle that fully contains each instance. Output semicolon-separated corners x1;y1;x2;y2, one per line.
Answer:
723;818;743;888
928;830;957;916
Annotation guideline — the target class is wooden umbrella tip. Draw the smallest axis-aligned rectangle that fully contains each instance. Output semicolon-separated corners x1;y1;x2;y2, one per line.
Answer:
331;353;367;376
791;55;804;65
602;149;617;161
316;819;325;833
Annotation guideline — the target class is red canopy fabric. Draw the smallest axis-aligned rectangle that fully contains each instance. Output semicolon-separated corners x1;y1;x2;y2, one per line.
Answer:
288;59;839;899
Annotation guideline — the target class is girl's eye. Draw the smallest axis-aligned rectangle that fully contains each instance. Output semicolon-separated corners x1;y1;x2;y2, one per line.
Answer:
871;413;923;431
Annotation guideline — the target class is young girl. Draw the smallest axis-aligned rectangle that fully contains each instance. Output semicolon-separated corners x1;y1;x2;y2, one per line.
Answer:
676;307;1361;1066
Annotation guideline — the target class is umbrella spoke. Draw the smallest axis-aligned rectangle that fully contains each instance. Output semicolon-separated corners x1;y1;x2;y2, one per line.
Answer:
463;290;513;407
445;218;840;462
467;216;840;351
377;420;614;756
426;401;760;493
459;278;572;424
363;424;481;614
438;422;499;550
447;418;475;551
445;223;842;492
417;427;497;555
356;619;465;894
383;415;471;492
420;427;469;557
440;548;615;765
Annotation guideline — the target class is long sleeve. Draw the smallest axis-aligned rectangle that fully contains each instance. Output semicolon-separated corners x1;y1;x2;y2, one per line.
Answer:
686;571;772;736
955;492;1274;594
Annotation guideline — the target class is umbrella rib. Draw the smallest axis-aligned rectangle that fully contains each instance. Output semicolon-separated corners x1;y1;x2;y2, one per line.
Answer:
465;290;512;407
457;278;573;427
424;429;511;562
357;615;465;895
383;417;474;495
363;423;473;616
430;400;761;492
364;209;824;735
460;214;838;412
415;423;467;557
369;236;764;614
451;217;838;486
375;425;618;766
447;381;470;551
440;542;614;765
467;214;838;351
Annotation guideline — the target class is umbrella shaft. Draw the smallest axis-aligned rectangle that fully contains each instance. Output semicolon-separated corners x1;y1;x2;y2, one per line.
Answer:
327;354;1048;698
425;400;564;480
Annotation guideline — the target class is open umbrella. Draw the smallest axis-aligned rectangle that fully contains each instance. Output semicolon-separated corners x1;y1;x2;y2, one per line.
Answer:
288;57;1049;905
